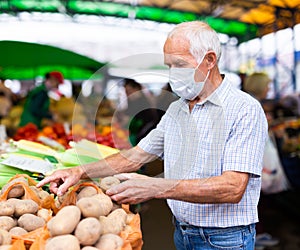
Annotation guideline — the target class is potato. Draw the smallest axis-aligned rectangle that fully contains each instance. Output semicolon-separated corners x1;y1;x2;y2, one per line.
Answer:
7;186;25;198
76;194;112;218
0;202;14;216
76;197;102;218
57;191;69;205
108;208;127;221
0;177;27;198
29;186;50;200
100;176;120;192
95;234;123;250
0;216;17;231
77;186;98;200
0;229;11;245
9;226;28;236
99;209;127;235
47;205;81;236
14;200;38;217
74;217;102;246
5;198;19;208
18;214;45;232
37;208;52;222
38;189;51;200
45;234;80;250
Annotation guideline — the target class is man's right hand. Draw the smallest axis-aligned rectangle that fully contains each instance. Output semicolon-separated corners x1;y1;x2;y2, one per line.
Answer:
36;166;83;196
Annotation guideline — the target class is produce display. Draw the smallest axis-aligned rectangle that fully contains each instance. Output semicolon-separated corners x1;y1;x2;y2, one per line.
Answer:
0;121;142;249
0;75;142;249
0;137;122;188
12;122;131;151
0;175;143;250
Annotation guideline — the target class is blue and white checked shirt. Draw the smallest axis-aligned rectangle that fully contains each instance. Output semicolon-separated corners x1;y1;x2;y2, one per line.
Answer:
138;75;268;227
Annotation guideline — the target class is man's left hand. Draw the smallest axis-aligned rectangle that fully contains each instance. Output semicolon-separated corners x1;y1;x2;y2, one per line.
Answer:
106;173;174;204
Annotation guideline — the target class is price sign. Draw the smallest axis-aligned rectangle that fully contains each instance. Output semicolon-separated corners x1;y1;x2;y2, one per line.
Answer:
1;154;54;175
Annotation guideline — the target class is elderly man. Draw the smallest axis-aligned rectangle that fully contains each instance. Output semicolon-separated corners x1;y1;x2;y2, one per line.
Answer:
38;21;267;250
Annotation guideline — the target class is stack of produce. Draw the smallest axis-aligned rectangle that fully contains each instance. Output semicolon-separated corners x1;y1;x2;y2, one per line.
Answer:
12;124;39;143
49;97;77;125
12;121;131;151
0;105;23;135
0;174;57;249
0;175;143;250
0;138;121;189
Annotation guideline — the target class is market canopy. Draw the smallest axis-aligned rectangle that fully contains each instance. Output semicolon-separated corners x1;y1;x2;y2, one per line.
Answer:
0;40;105;80
0;0;300;43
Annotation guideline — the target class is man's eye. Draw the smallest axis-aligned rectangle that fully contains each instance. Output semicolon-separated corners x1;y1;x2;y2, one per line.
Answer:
174;63;186;68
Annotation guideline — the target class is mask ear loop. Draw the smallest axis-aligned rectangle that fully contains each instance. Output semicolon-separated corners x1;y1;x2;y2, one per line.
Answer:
194;53;210;83
195;51;208;68
203;69;210;83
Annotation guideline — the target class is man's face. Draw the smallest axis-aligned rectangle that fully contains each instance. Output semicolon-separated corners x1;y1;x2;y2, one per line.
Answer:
163;36;208;82
45;77;59;90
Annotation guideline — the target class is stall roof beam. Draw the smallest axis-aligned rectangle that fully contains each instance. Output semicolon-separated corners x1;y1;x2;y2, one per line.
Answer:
0;0;299;43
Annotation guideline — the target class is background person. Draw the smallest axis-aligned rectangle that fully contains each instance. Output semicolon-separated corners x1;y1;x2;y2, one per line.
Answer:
19;71;64;129
37;21;268;250
155;83;179;120
243;72;290;249
0;78;14;120
116;78;160;146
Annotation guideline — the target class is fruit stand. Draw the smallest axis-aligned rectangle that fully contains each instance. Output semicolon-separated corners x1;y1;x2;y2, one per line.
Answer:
0;119;142;249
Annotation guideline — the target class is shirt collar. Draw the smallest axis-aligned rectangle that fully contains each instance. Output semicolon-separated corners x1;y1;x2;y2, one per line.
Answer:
179;74;232;111
205;74;231;107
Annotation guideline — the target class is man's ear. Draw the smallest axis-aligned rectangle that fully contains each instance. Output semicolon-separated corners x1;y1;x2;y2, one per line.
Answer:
206;52;217;69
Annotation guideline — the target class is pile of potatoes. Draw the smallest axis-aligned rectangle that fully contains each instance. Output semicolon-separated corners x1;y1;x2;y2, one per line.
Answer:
0;175;141;250
0;176;52;249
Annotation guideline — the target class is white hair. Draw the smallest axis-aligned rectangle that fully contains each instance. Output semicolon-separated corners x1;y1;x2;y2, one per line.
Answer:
168;21;222;63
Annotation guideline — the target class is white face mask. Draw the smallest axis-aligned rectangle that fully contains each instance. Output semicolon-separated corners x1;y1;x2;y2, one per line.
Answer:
169;57;210;100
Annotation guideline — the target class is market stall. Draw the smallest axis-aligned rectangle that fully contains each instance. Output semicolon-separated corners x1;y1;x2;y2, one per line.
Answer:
0;85;136;248
0;131;140;249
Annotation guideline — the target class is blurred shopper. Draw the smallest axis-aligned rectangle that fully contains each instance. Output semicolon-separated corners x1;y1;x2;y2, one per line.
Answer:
270;95;300;190
0;79;13;120
117;78;159;146
0;79;13;142
156;83;179;120
19;71;64;129
280;94;300;115
244;72;289;249
38;21;268;250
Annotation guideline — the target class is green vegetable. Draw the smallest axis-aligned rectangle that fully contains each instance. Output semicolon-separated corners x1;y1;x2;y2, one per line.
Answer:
0;164;37;189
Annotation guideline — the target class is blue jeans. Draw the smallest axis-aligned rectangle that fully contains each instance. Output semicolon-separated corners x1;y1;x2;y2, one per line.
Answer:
173;217;256;250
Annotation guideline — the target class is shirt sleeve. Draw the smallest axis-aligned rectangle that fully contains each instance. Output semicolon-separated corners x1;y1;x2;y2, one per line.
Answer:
137;113;166;158
223;101;268;177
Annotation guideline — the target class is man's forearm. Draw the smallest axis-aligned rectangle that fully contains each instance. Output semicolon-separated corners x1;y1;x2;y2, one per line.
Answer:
79;146;157;179
156;171;249;204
